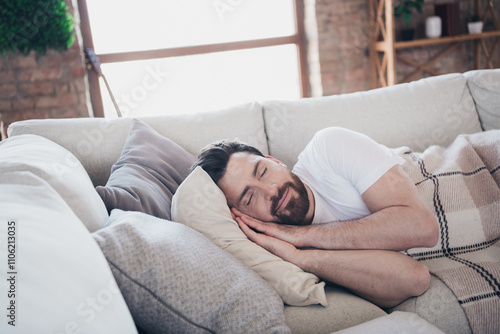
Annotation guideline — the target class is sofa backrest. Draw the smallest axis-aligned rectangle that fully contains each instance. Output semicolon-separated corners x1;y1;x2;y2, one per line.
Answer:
8;102;268;186
464;69;500;131
263;72;483;168
10;71;497;186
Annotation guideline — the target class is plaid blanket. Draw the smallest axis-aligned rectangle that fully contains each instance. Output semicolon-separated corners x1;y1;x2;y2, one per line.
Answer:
394;130;500;334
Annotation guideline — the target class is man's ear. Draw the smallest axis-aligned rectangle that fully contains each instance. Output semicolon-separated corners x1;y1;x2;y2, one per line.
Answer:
265;155;287;168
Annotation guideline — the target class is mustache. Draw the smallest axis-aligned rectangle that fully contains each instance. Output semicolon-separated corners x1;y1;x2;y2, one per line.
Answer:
271;182;293;216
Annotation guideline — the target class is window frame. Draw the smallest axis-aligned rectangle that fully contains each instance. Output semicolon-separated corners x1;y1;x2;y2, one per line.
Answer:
77;0;308;118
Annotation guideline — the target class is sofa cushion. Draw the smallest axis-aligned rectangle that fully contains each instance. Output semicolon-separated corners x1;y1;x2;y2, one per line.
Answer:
0;134;108;232
284;285;387;333
263;73;482;168
96;119;195;220
171;166;327;307
92;209;290;334
465;69;500;131
388;275;472;334
0;172;136;334
8;102;268;186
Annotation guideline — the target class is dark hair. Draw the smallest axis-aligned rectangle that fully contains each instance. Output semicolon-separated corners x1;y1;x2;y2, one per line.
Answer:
191;140;264;184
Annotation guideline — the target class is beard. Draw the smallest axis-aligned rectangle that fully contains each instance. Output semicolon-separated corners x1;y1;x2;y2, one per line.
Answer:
270;172;310;226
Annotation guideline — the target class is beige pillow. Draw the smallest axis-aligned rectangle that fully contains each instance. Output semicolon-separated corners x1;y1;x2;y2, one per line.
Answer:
0;134;108;232
171;166;327;306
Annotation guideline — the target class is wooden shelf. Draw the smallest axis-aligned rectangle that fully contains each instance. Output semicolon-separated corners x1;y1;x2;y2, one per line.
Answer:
369;0;500;88
394;30;500;49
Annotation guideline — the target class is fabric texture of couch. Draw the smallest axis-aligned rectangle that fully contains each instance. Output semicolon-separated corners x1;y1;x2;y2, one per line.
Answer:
2;69;500;333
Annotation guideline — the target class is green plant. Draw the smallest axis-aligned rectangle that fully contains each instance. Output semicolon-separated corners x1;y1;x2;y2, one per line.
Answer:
394;0;424;25
470;13;481;22
0;0;75;55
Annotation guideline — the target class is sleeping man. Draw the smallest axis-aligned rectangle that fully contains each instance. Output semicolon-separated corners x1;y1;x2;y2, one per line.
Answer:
191;127;439;308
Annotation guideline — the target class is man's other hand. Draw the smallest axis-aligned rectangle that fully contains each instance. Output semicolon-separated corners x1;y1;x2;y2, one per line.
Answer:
233;208;299;261
231;207;309;248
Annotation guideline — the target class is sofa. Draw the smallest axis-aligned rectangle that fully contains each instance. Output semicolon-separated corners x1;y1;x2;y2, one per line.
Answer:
1;69;499;334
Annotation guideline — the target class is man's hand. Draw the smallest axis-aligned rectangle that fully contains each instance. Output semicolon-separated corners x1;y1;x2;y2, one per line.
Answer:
234;213;299;262
231;207;309;248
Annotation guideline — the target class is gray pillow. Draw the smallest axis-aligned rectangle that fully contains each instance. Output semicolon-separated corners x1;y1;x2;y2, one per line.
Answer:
92;209;291;334
96;119;195;220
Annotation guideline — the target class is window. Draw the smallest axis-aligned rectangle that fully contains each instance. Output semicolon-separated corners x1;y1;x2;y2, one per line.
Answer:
78;0;307;118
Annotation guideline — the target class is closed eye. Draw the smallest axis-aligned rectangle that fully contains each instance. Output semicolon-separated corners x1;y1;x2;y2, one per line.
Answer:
260;167;267;179
246;193;253;206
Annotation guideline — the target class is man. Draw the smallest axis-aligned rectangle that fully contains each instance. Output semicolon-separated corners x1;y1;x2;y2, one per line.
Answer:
192;127;439;308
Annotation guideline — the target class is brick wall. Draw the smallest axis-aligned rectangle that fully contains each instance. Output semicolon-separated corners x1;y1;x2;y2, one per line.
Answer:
312;0;498;96
314;0;372;95
0;0;91;140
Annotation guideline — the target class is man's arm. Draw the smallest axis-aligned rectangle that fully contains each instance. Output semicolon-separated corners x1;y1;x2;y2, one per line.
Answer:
233;165;439;251
236;217;431;308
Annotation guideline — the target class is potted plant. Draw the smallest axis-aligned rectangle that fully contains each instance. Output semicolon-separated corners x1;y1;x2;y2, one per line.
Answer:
0;0;75;55
467;13;483;34
395;0;424;41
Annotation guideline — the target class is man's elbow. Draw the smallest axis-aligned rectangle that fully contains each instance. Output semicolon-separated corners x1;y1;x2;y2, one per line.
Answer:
410;262;431;297
400;262;430;302
411;204;439;248
383;262;430;308
421;211;439;248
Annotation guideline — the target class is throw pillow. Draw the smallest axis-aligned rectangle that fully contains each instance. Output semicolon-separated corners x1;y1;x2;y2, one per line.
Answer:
171;166;328;307
92;209;291;334
0;134;108;232
96;119;195;220
0;171;136;334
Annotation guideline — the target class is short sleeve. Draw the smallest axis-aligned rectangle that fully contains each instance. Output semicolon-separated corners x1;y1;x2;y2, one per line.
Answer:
310;127;404;194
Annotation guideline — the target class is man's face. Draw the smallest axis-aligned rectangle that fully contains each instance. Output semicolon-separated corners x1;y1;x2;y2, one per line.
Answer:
218;152;310;225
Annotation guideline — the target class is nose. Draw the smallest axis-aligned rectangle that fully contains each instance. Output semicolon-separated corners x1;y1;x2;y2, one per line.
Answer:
262;182;278;200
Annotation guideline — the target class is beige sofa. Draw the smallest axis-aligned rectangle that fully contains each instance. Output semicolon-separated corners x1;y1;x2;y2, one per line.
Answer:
2;69;499;333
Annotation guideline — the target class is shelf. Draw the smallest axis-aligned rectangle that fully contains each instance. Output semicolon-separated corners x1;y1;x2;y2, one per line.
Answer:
369;0;500;88
374;30;500;52
394;30;500;49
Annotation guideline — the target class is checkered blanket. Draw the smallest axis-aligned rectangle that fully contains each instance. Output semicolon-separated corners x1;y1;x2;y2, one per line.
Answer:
394;130;500;334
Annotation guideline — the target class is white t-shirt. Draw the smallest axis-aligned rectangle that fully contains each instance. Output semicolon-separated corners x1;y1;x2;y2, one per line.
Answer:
292;127;405;224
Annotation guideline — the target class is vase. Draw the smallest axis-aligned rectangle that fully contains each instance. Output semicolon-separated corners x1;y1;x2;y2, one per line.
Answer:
425;16;442;38
468;21;483;34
